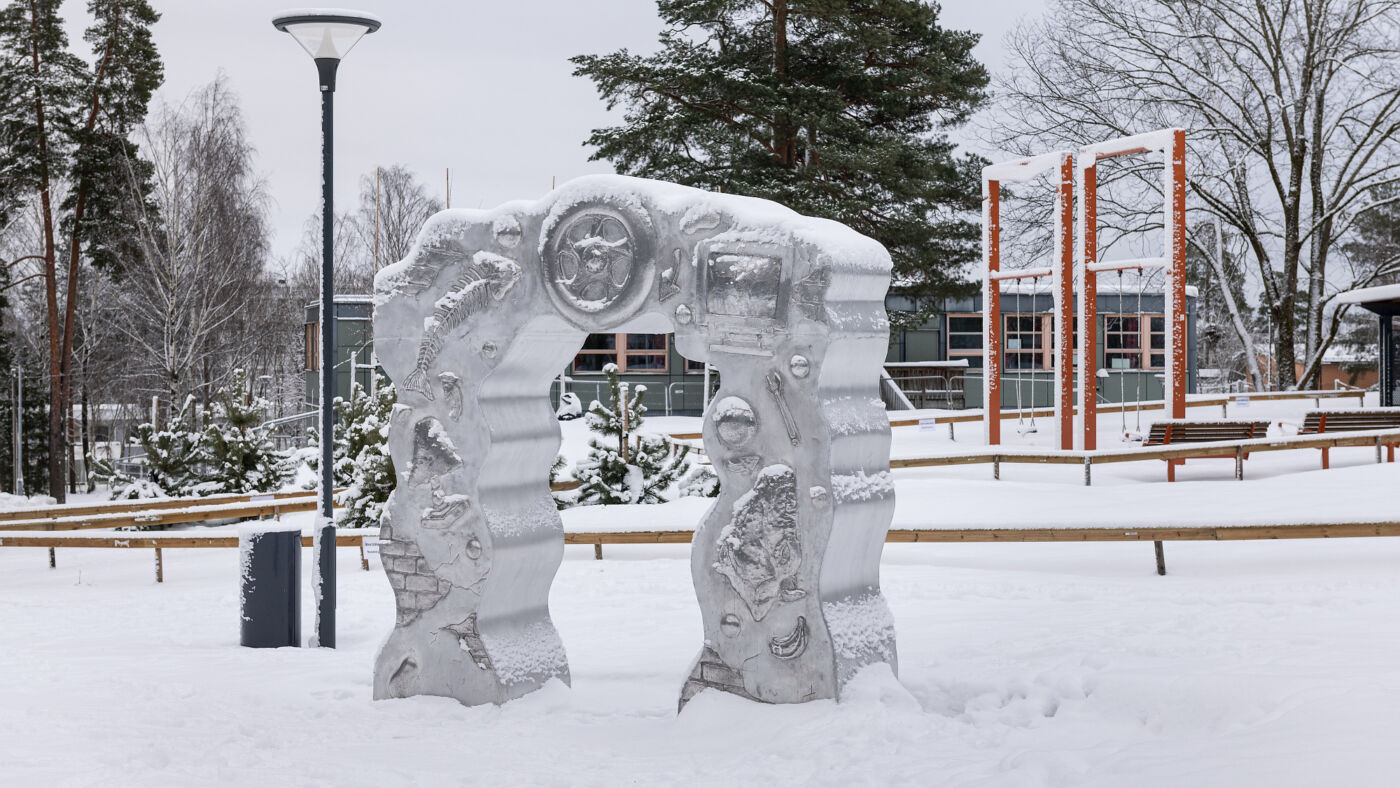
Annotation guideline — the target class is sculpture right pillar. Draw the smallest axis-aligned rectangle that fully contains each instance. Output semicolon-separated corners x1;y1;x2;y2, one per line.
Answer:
679;228;896;709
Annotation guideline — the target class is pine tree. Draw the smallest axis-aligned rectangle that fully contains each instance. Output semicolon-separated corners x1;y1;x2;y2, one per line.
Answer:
122;394;202;497
0;342;52;497
572;0;989;301
574;364;691;505
198;369;289;495
0;0;161;502
334;373;397;529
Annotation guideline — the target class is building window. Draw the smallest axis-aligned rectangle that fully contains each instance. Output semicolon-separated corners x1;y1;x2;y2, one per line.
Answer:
573;333;670;373
946;314;983;368
1005;314;1050;370
1105;314;1165;370
1149;316;1166;369
686;358;708;374
305;323;319;371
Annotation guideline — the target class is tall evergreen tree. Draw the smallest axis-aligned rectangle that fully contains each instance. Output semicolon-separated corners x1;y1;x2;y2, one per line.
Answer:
572;0;989;302
0;0;162;502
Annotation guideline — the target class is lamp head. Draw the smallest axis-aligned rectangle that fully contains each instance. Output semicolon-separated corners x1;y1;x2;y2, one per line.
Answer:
272;9;381;90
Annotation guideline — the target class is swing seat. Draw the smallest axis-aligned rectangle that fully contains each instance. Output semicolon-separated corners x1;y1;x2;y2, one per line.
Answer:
1016;423;1038;435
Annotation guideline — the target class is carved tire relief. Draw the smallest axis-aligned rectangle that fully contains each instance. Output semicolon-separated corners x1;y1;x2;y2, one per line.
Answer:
374;176;894;711
543;204;655;328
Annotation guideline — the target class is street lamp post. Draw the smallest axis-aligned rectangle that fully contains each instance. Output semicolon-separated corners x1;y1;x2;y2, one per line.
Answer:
273;8;381;649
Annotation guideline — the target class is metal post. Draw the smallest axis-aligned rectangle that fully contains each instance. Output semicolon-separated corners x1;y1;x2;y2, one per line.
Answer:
13;366;22;496
1381;316;1393;407
315;56;340;649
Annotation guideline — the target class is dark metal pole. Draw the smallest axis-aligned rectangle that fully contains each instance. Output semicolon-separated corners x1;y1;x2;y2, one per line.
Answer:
316;56;340;648
1381;315;1392;408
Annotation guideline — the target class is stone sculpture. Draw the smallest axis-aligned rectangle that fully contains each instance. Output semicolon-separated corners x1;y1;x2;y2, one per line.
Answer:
372;175;896;709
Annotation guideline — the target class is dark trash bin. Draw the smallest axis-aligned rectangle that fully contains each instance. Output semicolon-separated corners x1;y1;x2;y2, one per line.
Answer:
239;523;301;648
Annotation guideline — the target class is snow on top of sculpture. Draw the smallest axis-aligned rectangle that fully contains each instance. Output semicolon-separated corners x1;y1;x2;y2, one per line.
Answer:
372;174;896;710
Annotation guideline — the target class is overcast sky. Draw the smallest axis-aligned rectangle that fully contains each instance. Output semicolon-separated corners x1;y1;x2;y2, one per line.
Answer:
127;1;1047;266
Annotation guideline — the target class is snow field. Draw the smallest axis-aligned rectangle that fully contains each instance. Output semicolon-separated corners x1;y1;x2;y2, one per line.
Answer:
1;394;1396;785
3;533;1399;786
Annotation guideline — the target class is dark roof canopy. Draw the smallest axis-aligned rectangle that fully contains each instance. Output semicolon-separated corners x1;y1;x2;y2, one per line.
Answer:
1335;284;1400;317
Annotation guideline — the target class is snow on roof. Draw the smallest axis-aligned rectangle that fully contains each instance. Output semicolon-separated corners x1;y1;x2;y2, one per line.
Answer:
1333;284;1400;305
998;280;1199;298
1321;349;1372;365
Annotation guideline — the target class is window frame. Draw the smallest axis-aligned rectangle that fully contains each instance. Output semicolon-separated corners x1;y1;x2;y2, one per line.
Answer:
572;333;671;374
1103;313;1166;371
304;323;319;371
1002;313;1053;371
945;313;984;367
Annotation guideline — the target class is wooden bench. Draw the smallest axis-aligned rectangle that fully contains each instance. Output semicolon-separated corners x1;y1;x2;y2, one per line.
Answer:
1299;409;1400;469
1143;419;1271;481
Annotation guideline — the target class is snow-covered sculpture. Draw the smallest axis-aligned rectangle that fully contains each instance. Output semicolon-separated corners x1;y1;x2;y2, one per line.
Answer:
372;175;896;708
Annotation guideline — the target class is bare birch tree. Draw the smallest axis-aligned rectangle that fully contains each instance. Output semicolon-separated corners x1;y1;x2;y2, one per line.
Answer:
110;77;270;411
993;0;1400;389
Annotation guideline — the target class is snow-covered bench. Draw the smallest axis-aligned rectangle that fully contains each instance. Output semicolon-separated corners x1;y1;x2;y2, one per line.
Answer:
1299;409;1400;469
1143;419;1271;481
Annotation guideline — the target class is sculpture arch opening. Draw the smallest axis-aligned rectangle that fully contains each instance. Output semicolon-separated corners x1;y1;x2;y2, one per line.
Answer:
372;175;897;709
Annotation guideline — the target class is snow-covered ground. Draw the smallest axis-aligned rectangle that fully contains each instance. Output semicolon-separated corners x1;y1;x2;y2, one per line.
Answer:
2;395;1397;786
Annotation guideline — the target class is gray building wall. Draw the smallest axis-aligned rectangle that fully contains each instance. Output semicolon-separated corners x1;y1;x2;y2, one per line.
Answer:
884;291;1198;409
304;297;379;407
308;291;1197;415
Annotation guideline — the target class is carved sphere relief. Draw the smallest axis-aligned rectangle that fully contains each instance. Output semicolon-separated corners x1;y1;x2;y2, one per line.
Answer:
711;396;757;449
789;355;810;378
492;214;522;249
720;613;742;637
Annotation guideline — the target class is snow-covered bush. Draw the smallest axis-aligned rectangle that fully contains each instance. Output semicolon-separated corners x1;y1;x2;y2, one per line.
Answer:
199;369;292;495
679;464;720;498
334;374;397;529
573;364;690;505
110;478;167;500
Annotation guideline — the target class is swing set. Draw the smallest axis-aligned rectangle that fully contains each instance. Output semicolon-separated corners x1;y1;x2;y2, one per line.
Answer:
981;129;1188;451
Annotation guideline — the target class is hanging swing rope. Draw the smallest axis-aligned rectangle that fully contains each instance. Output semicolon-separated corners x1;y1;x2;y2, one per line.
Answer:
1012;278;1027;431
1116;270;1128;437
1134;268;1151;435
1022;274;1041;434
